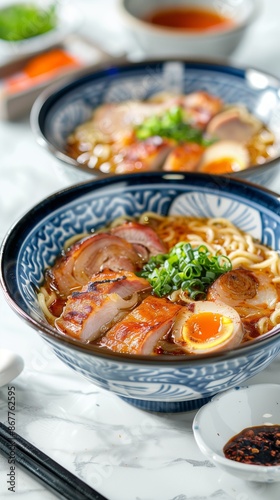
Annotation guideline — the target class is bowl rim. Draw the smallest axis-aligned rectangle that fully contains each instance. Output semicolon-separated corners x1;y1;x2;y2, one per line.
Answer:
1;171;280;364
30;56;280;181
117;0;260;39
193;383;280;472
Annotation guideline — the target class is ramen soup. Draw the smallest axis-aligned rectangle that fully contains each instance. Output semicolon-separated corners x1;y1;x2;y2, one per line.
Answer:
65;91;277;176
39;214;280;356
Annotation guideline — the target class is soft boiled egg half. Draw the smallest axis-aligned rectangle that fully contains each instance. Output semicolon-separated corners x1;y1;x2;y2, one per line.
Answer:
198;140;250;174
172;300;243;354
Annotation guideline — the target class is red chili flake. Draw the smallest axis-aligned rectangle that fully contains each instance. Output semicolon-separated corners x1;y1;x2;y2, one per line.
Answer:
223;425;280;466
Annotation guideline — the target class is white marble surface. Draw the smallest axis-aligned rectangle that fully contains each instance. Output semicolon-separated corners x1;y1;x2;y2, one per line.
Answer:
1;1;280;499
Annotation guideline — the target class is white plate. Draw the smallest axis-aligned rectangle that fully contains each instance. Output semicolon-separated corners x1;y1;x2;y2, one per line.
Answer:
193;384;280;482
0;0;83;65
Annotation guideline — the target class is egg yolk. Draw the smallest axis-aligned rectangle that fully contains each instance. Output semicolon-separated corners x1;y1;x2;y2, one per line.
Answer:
182;311;234;350
201;158;245;174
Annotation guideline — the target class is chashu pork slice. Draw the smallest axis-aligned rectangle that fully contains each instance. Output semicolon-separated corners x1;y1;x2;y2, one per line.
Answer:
163;142;205;172
55;270;151;342
99;295;182;355
179;91;223;129
110;221;168;260
46;232;142;298
114;136;172;174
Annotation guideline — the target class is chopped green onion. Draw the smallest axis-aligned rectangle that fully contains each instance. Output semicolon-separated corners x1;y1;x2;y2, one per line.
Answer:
139;242;232;298
0;3;57;41
135;106;214;146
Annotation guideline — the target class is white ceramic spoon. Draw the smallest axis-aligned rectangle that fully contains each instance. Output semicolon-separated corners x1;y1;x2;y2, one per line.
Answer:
0;349;24;387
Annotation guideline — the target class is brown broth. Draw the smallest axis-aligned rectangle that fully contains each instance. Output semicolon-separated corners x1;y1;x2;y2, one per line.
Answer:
144;6;235;32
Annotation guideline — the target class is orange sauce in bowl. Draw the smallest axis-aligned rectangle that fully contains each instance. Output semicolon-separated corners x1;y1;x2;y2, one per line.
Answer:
144;6;236;32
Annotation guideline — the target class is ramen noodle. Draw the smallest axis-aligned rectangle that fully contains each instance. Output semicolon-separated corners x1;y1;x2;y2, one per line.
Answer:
38;214;280;354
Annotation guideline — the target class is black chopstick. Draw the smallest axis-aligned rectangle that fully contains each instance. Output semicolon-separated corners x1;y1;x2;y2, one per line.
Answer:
0;422;108;500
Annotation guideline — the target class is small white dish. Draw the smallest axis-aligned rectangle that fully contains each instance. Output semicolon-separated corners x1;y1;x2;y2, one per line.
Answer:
0;0;82;65
0;349;24;386
193;384;280;483
118;0;259;58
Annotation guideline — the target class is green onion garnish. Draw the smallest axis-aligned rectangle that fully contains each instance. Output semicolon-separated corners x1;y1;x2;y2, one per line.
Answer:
139;242;232;299
0;3;57;41
135;106;213;146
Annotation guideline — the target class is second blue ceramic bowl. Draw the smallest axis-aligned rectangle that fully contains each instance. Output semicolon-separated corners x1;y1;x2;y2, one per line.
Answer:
31;59;280;187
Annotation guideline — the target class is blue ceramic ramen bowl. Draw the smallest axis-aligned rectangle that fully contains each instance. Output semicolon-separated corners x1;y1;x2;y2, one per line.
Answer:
1;172;280;412
31;59;280;187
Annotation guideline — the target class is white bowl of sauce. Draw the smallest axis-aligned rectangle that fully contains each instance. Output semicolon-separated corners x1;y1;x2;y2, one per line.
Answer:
193;384;280;482
118;0;259;58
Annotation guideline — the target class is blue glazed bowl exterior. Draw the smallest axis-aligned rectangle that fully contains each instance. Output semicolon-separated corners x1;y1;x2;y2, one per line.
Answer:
31;60;280;188
1;172;280;412
43;333;280;413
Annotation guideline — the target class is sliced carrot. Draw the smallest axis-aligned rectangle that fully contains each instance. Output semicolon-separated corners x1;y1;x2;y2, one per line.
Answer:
25;49;80;77
5;49;82;94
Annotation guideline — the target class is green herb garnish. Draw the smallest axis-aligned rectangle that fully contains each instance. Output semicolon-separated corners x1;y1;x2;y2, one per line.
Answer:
0;3;57;41
139;242;232;299
135;106;212;145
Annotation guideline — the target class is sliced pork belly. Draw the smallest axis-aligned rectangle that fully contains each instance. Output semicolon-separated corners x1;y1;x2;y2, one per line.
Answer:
111;221;167;259
114;136;172;174
46;233;142;298
207;268;278;313
55;270;151;342
180;91;223;129
147;90;222;129
163;142;205;172
92;99;183;140
79;269;152;298
206;107;262;143
99;296;182;354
